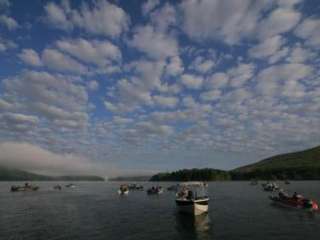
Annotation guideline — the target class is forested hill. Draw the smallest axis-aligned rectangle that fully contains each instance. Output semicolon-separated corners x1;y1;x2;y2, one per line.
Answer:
109;176;151;181
0;166;105;181
231;145;320;180
150;145;320;181
150;168;231;181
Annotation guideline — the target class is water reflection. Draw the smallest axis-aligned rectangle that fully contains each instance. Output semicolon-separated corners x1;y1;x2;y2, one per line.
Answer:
175;213;212;240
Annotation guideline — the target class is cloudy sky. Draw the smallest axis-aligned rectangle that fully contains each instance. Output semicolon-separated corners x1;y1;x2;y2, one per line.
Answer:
0;0;320;177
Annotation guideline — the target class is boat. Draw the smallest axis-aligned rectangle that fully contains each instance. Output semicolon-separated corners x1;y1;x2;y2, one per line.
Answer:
262;182;279;191
128;184;144;190
65;183;76;188
53;185;62;190
11;183;39;192
175;182;209;215
118;184;129;195
147;186;163;195
284;180;290;185
270;191;319;212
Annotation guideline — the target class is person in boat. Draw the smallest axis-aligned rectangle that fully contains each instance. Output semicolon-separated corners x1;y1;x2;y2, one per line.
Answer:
187;190;194;200
292;192;298;200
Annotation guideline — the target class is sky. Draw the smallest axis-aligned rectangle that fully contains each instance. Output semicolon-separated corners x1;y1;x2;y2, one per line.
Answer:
0;0;320;177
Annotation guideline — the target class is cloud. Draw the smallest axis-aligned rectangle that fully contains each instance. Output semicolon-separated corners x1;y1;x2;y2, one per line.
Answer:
287;45;316;63
0;37;16;52
129;25;178;60
42;48;87;74
135;121;174;136
180;0;300;44
257;7;301;39
0;113;38;132
181;74;203;89
0;142;104;176
200;90;221;102
149;3;176;32
0;15;18;30
0;98;13;110
45;0;129;38
190;56;215;74
256;63;313;97
3;71;89;129
249;35;285;59
142;0;160;15
18;49;43;66
153;95;179;108
165;56;184;76
295;18;320;48
87;80;99;91
0;0;10;9
44;1;72;30
56;38;121;66
228;63;255;88
206;72;229;89
180;0;271;44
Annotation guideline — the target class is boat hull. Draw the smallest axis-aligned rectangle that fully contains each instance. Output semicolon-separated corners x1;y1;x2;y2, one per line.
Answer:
118;190;129;195
176;199;209;215
270;197;318;212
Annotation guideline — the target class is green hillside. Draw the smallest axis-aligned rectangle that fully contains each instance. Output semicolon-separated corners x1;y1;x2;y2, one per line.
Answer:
150;145;320;181
0;166;105;181
232;145;320;180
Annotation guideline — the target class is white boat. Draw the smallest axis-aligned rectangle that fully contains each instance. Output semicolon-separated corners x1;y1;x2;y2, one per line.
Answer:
65;183;76;188
175;182;209;215
118;184;129;195
118;189;129;195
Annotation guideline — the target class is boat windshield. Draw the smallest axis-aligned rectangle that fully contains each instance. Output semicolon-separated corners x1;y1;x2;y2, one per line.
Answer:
177;183;208;199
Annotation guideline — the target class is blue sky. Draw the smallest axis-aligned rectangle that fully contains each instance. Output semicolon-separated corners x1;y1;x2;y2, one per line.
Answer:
0;0;320;177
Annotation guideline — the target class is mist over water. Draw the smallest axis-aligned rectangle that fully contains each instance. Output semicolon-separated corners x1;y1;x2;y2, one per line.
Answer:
0;181;319;240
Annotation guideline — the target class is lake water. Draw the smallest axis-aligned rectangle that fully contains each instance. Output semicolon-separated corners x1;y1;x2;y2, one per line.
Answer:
0;181;319;240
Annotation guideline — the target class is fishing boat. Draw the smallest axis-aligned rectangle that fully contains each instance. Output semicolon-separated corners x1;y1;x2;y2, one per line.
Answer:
11;183;39;192
262;182;279;191
175;182;209;215
147;186;163;195
128;184;144;190
270;191;318;212
118;184;129;195
65;183;76;188
53;185;62;190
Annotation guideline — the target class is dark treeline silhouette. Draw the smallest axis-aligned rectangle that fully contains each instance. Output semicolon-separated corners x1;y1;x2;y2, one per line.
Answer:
150;168;231;181
150;145;320;181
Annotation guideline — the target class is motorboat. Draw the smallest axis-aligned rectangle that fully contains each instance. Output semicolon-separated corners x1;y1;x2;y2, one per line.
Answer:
262;182;279;191
65;183;76;188
118;184;129;195
270;191;318;211
53;185;62;190
175;182;209;215
11;183;39;192
147;186;163;195
128;184;144;190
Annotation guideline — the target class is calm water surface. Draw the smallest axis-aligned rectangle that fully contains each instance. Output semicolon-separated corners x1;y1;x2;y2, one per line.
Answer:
0;181;319;240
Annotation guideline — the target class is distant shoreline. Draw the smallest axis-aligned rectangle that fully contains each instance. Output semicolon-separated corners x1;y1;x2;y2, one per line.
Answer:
0;166;105;181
